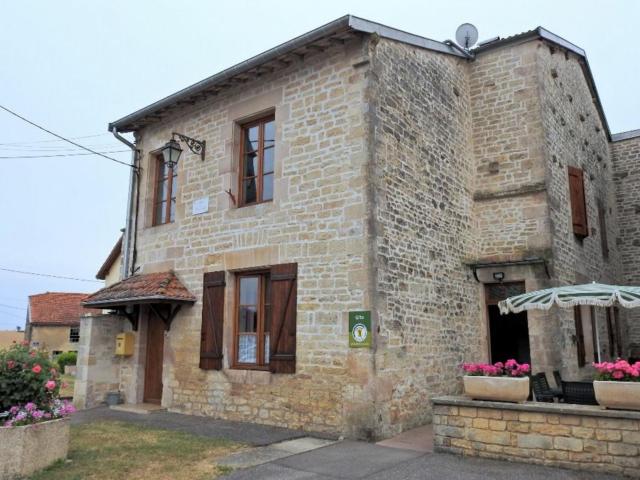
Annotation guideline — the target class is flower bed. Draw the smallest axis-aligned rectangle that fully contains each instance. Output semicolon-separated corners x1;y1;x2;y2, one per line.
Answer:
0;342;75;479
461;360;530;403
593;359;640;410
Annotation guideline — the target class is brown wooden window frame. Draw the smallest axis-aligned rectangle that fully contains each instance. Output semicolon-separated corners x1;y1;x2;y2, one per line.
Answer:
574;306;586;367
238;115;275;207
568;166;588;238
233;270;271;370
152;154;178;226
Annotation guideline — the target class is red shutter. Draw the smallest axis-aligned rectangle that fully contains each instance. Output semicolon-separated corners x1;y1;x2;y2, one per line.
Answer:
568;166;588;237
269;263;297;374
574;306;586;367
200;271;225;370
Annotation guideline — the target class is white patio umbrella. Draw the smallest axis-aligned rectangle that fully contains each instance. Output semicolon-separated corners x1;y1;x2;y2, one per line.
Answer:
498;282;640;362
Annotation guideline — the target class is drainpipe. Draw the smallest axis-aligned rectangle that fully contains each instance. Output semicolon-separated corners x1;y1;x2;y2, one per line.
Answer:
110;126;139;280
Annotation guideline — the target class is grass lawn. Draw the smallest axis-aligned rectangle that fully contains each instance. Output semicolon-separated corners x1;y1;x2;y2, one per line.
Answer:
29;421;243;480
59;374;75;398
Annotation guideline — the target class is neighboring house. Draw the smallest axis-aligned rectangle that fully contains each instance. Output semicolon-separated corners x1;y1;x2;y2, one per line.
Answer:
79;16;640;439
0;330;24;349
26;293;99;356
96;235;123;287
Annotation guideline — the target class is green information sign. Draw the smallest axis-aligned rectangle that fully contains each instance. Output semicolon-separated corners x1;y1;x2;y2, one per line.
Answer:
349;311;372;348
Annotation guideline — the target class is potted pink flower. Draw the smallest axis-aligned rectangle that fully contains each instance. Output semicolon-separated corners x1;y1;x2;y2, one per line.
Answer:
0;342;75;478
593;359;640;410
462;359;531;403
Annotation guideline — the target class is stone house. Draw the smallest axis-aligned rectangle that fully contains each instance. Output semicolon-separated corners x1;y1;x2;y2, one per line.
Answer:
25;292;99;357
78;16;639;439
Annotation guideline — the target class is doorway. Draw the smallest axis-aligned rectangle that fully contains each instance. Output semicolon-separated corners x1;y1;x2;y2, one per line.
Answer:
485;282;531;365
143;310;165;404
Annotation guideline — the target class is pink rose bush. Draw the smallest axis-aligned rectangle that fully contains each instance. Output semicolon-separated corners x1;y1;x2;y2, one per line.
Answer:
0;342;73;427
593;359;640;382
462;359;531;378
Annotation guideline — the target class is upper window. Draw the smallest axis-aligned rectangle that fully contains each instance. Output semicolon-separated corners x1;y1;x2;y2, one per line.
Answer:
153;155;177;225
568;166;588;238
239;115;275;206
69;327;80;343
235;272;271;367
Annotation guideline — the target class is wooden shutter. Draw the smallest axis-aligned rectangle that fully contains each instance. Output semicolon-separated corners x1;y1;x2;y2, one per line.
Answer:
200;271;225;370
568;166;588;237
590;306;598;362
269;263;297;374
613;307;622;358
606;307;615;359
574;306;586;367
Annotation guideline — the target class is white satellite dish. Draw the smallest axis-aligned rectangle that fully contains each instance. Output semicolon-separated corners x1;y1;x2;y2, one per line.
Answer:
455;23;479;50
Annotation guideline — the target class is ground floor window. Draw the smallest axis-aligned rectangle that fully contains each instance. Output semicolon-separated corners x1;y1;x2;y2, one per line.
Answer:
235;271;271;367
69;327;80;343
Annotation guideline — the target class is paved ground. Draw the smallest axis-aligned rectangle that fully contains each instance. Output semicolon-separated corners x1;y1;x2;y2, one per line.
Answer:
376;424;433;452
72;406;313;446
222;441;624;480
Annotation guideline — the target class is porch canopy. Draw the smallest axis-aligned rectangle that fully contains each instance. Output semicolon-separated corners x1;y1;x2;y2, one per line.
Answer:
498;282;640;315
82;271;196;330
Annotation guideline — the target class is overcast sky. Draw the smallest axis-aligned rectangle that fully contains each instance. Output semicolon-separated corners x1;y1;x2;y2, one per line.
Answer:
0;0;638;330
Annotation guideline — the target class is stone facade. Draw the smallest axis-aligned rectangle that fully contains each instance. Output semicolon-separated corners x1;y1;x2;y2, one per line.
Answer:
433;396;640;478
612;135;640;353
28;325;79;356
90;20;638;439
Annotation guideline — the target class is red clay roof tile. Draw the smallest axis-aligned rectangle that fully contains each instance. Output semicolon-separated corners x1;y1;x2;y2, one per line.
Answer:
28;292;101;326
82;271;196;308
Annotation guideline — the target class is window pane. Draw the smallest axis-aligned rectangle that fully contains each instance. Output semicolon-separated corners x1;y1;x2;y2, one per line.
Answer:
157;178;168;202
264;333;270;364
243;152;258;177
239;277;258;305
264;120;275;148
171;174;177;200
239;307;257;332
155;201;167;224
243;178;257;204
263;147;274;174
244;125;259;152
238;334;257;363
170;199;176;222
263;173;274;201
161;160;170;179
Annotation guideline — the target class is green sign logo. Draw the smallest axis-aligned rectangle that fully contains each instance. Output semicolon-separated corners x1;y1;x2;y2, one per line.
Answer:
349;311;371;348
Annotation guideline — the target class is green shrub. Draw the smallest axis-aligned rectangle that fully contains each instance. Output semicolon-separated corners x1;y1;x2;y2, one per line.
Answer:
0;341;61;412
56;351;77;371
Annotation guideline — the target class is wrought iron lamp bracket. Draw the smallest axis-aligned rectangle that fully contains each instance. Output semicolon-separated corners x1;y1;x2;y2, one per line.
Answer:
172;132;206;161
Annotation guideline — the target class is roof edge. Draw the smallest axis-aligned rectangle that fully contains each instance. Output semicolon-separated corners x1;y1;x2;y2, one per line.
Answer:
96;236;123;280
611;129;640;142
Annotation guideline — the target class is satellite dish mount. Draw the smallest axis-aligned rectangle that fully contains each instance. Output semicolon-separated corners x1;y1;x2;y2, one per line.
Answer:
455;23;479;50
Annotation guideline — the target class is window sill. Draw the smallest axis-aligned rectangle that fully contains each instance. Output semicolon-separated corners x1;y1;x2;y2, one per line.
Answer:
224;367;272;385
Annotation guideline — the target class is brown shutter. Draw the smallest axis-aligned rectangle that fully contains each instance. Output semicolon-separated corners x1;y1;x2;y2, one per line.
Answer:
269;263;297;374
613;307;622;358
606;307;615;359
568;166;588;237
200;271;225;370
574;306;586;367
590;306;598;362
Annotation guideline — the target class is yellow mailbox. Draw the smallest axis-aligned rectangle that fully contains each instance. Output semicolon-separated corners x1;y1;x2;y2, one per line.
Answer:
115;332;134;356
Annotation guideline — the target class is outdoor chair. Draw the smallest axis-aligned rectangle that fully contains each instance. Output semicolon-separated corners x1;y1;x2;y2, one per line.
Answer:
531;373;559;402
561;381;598;405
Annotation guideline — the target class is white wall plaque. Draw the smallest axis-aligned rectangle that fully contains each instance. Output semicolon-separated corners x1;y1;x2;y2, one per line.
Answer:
192;197;209;215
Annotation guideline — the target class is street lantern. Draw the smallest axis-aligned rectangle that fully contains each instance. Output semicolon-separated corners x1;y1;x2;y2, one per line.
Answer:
160;138;183;169
160;132;206;168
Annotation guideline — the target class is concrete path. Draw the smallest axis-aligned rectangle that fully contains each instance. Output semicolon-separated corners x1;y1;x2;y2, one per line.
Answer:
221;441;624;480
72;406;313;446
376;424;434;453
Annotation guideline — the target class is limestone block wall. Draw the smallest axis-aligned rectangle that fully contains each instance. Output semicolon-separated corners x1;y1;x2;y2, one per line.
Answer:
471;42;551;262
132;37;374;436
537;42;624;378
612;135;640;351
434;396;640;478
74;314;135;409
368;37;480;438
29;325;78;355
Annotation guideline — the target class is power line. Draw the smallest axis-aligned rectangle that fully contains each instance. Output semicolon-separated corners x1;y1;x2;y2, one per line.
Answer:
0;308;25;319
0;150;128;159
0;132;109;146
0;105;134;168
0;267;102;283
0;303;26;311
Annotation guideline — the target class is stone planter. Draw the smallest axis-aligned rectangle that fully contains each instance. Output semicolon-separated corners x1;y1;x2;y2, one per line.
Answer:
463;375;529;403
0;417;70;479
594;380;640;411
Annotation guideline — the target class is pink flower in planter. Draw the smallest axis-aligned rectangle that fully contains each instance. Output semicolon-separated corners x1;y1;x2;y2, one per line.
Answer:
31;364;42;374
25;402;36;412
612;370;625;380
45;380;56;391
